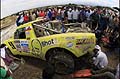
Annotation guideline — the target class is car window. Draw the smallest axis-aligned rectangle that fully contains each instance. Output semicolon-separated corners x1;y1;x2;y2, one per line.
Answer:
14;28;26;39
53;22;61;31
32;24;45;37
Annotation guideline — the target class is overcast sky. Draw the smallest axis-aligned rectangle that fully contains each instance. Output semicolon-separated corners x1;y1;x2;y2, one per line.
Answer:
1;0;119;19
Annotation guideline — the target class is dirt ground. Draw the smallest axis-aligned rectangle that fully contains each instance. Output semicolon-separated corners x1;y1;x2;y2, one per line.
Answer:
0;15;16;29
11;47;119;79
12;57;44;79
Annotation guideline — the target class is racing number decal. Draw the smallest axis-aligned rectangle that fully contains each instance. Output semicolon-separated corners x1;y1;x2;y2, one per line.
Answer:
8;42;16;49
31;39;42;56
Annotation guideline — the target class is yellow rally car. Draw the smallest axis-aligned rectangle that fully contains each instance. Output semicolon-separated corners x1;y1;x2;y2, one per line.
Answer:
4;19;96;74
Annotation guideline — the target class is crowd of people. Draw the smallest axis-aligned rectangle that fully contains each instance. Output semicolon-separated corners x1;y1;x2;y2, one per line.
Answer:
16;5;120;51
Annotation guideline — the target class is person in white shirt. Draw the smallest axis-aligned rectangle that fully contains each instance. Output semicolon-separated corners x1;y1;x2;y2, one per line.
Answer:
18;14;24;25
93;45;108;69
67;8;73;23
72;8;79;23
0;44;13;65
0;44;20;70
85;10;92;27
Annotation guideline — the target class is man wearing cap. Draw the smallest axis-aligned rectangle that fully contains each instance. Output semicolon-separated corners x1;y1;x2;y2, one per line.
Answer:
92;45;108;70
90;45;119;79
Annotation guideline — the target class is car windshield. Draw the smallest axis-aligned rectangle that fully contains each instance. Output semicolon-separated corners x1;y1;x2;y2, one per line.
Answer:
32;20;92;37
32;21;61;37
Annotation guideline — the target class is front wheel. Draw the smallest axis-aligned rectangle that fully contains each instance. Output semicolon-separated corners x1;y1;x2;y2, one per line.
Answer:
48;51;75;75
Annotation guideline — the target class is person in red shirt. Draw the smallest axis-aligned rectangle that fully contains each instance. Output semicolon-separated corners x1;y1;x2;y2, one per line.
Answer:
39;10;45;18
24;13;29;23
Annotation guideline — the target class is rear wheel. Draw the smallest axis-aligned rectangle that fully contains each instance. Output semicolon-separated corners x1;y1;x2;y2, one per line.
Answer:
48;50;75;75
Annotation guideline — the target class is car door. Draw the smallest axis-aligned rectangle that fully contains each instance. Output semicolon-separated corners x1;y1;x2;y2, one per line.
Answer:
14;27;31;56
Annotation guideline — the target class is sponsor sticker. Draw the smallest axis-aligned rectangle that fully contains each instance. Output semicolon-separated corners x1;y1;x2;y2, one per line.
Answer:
76;38;94;45
76;45;81;48
31;39;42;56
14;40;21;51
67;42;73;48
25;26;31;31
25;31;30;35
20;40;30;52
41;39;57;47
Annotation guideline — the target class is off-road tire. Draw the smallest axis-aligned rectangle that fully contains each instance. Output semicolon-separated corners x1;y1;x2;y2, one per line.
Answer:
48;51;74;75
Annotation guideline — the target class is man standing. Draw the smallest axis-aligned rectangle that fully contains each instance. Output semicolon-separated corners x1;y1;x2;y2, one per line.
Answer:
72;8;79;23
67;8;73;23
90;11;99;31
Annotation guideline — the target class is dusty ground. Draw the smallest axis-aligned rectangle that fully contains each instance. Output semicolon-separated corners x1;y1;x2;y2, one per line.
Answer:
12;57;45;79
10;47;119;79
0;15;16;29
1;24;17;43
